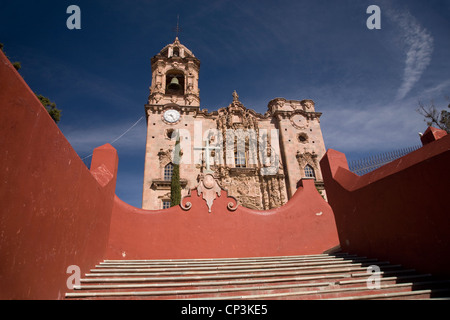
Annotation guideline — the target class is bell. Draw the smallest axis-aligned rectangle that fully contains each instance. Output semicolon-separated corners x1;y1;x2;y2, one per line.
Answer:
168;77;181;91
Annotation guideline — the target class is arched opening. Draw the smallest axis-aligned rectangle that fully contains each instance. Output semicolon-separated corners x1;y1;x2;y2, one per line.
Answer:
298;133;308;143
304;164;316;179
173;47;180;57
164;163;174;181
235;151;247;168
162;200;171;209
165;70;185;96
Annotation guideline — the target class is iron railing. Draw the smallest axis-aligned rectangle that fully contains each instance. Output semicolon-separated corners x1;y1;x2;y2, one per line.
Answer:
349;145;421;176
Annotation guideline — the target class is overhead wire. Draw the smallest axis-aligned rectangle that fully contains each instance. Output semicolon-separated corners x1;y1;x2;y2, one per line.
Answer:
81;115;145;161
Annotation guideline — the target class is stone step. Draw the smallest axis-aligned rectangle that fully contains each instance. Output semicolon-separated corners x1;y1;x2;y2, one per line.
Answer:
102;253;348;264
84;261;392;279
89;258;381;274
325;288;450;300
96;256;362;269
65;253;449;300
70;272;433;297
81;264;404;284
66;280;335;299
187;282;431;300
66;282;430;300
180;279;450;300
74;274;349;291
98;254;359;267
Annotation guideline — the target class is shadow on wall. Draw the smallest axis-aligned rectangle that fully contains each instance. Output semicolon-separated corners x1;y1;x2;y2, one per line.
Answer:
320;127;450;279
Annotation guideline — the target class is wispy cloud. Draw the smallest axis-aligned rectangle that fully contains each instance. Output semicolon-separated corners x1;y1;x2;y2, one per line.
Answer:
386;8;434;101
321;97;425;155
61;118;147;158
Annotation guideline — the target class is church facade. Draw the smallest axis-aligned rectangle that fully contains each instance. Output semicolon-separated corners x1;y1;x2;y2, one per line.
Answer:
142;38;327;210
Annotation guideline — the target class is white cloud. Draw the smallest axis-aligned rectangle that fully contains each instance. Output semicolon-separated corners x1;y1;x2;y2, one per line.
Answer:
61;117;147;158
321;98;425;154
387;9;434;101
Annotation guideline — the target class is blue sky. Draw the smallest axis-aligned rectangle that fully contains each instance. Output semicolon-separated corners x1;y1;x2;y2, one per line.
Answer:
1;0;449;207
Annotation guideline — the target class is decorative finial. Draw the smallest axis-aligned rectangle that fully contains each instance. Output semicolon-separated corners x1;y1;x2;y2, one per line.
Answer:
232;90;239;102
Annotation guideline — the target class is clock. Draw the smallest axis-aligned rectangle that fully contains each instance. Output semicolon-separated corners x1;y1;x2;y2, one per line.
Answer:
163;109;180;123
290;114;308;129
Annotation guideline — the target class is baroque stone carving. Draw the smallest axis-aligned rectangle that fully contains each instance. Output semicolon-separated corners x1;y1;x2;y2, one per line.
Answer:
142;38;326;211
180;173;238;212
296;150;319;169
197;174;221;213
196;174;238;213
290;114;309;130
301;99;315;111
158;148;173;167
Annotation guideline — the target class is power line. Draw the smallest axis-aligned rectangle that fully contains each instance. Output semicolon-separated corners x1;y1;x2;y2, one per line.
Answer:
81;115;145;161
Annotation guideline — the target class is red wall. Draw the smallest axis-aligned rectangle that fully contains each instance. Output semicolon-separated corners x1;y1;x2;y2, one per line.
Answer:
106;178;340;260
320;130;450;278
0;49;339;299
0;50;118;299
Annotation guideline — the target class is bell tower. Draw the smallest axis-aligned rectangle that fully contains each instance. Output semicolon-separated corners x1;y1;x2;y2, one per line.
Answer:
147;37;200;107
143;38;201;209
142;38;327;210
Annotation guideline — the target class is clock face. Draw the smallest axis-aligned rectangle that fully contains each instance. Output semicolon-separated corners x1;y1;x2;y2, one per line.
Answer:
163;109;180;123
291;114;308;129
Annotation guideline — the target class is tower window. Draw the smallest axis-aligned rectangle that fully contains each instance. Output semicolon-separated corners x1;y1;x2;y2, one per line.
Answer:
162;200;171;209
304;165;316;179
166;129;175;139
164;163;174;181
298;133;308;143
235;151;246;168
165;71;185;95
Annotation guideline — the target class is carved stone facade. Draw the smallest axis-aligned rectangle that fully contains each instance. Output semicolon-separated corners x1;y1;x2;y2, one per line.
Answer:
142;38;327;210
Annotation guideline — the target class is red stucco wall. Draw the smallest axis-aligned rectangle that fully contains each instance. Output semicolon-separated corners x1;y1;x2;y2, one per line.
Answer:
320;131;450;278
0;48;340;299
0;50;118;299
106;178;340;260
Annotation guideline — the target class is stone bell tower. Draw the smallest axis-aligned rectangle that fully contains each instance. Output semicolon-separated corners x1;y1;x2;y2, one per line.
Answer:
142;38;327;210
147;37;200;107
142;38;202;210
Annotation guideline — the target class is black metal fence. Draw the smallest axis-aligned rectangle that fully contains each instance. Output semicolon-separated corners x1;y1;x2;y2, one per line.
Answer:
348;145;422;176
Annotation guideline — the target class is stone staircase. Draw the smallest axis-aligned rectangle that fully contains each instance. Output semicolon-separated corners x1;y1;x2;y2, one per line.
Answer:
65;253;450;300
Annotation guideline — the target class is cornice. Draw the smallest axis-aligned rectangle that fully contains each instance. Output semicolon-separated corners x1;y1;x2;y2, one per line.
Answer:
145;103;200;115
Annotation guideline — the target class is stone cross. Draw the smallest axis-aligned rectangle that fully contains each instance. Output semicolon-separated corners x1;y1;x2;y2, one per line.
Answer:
194;140;221;173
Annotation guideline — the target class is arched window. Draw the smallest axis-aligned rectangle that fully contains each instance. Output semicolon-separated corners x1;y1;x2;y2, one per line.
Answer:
164;163;174;181
165;71;184;95
235;151;246;168
304;165;316;179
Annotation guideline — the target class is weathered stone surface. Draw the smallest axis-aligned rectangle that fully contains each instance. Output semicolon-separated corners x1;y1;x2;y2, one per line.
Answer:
142;38;327;209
